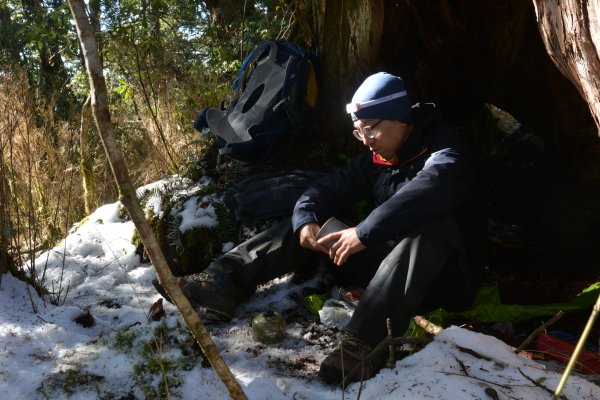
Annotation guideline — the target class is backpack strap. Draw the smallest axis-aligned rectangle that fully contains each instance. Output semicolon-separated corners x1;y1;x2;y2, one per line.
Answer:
233;41;271;92
206;42;296;145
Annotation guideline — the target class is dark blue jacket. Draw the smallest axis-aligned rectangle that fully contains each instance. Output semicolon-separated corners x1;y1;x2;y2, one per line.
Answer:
292;103;486;271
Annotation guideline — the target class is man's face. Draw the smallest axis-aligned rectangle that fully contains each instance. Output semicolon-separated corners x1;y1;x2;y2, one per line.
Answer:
353;119;412;159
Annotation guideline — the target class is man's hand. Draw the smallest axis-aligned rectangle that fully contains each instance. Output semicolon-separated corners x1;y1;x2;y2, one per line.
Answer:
317;227;366;265
299;223;329;254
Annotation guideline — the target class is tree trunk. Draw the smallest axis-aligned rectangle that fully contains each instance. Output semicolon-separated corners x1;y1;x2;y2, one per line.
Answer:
310;0;385;152
67;1;247;399
0;5;22;64
533;0;600;135
21;0;69;101
311;0;598;156
79;95;97;215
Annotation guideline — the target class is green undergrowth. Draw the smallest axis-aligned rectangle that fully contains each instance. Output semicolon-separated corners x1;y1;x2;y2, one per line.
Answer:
36;318;207;399
38;368;105;399
111;319;208;399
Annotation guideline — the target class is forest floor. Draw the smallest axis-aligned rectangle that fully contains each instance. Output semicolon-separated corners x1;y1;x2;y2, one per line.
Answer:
1;174;599;399
485;233;600;337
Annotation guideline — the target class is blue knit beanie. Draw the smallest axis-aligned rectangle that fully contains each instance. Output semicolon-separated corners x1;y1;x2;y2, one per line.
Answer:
346;72;413;123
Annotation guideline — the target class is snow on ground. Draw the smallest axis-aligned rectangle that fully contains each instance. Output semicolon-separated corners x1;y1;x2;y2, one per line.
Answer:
1;178;599;399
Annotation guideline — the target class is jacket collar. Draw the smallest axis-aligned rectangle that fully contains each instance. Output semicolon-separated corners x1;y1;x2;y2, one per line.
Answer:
370;103;438;166
393;103;437;162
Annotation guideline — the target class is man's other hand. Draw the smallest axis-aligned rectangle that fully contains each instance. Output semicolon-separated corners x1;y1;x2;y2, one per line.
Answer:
317;227;366;265
299;223;329;254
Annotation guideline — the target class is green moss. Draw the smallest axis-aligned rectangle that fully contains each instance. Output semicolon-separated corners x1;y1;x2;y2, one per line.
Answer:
130;162;241;277
72;216;90;232
63;368;104;395
118;203;130;221
131;228;141;249
151;185;236;276
180;135;220;181
131;321;207;400
37;368;105;399
111;328;137;351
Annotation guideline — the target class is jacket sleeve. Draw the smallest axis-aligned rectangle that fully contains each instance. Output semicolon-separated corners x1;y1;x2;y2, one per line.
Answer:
292;151;373;233
356;146;472;247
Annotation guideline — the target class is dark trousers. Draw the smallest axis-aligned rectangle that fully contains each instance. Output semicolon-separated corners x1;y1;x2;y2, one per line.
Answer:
203;216;478;347
344;216;477;346
202;218;316;304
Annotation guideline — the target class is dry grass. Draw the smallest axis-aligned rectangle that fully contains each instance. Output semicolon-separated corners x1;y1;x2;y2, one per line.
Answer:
0;65;202;291
0;68;82;291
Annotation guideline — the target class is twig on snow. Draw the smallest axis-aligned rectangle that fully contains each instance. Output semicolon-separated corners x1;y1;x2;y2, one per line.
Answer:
452;354;470;376
518;367;568;400
515;310;564;353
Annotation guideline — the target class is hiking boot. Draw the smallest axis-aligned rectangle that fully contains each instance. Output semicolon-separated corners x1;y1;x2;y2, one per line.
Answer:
152;272;238;320
151;278;173;303
318;331;386;385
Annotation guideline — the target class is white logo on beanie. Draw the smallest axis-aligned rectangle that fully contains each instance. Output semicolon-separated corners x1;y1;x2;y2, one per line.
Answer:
346;91;408;114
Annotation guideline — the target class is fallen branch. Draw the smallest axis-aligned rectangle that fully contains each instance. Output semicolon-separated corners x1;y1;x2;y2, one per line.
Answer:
413;315;443;335
518;367;568;400
455;344;495;362
554;291;600;399
514;310;564;353
439;371;513;390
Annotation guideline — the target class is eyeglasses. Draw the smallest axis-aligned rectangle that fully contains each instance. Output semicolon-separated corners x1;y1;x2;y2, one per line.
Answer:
352;120;383;141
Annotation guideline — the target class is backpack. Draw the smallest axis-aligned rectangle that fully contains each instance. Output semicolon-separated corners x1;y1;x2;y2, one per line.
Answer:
195;40;319;164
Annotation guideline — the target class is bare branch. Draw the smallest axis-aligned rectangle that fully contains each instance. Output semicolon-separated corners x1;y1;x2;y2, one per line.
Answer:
66;1;247;398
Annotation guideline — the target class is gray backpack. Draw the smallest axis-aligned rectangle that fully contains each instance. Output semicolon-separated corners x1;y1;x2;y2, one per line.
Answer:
195;40;319;164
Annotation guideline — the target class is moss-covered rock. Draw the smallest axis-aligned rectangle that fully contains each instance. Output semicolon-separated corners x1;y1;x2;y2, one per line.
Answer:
155;191;236;276
132;178;236;276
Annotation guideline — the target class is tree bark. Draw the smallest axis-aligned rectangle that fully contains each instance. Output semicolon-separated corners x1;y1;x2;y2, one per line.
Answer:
79;95;97;215
312;0;385;152
533;0;600;136
78;0;100;215
66;1;247;399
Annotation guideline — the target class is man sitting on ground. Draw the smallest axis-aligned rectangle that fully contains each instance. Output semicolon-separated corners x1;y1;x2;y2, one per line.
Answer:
155;72;486;384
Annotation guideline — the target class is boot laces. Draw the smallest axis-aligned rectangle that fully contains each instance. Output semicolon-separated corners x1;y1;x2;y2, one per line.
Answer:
340;331;372;360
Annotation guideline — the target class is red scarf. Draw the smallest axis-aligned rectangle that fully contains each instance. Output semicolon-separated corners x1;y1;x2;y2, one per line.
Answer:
372;147;429;167
372;153;400;166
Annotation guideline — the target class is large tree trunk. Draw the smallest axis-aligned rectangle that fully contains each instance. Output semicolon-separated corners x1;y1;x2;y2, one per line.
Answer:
308;0;384;152
67;1;247;398
533;0;600;135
